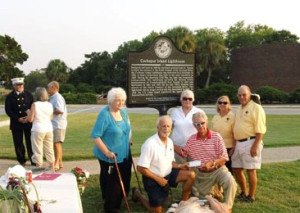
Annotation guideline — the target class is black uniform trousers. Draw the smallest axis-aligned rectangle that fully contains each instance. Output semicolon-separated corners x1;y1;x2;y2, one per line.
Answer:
11;127;34;165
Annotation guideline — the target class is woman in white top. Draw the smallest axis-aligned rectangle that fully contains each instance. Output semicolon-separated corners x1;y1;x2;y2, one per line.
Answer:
170;89;205;196
27;87;54;170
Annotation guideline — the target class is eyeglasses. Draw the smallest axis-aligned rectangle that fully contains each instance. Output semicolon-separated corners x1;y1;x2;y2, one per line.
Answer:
237;94;248;97
194;121;206;127
218;101;228;105
183;97;193;101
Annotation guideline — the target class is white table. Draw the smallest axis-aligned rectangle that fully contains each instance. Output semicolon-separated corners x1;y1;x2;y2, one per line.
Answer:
28;173;83;213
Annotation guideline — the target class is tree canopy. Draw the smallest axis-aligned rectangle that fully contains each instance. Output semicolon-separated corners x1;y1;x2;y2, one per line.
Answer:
45;59;69;83
0;35;28;87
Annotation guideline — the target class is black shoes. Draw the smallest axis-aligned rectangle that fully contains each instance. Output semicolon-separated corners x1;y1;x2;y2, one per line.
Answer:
236;192;247;201
236;192;255;203
244;195;255;203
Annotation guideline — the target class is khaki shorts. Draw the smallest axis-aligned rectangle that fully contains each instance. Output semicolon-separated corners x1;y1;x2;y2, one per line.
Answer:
53;129;66;143
231;139;263;169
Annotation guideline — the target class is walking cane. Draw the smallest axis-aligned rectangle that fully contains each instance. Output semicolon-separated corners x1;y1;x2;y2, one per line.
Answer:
113;155;130;213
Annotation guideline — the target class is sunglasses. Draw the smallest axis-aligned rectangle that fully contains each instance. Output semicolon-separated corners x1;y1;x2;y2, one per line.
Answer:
194;121;206;127
218;101;228;105
183;97;193;101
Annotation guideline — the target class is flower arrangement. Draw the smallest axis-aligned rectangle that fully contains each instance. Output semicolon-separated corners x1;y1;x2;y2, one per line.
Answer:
71;167;90;195
0;175;41;213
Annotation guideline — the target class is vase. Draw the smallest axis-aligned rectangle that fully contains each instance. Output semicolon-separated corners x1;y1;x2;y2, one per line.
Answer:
0;200;19;213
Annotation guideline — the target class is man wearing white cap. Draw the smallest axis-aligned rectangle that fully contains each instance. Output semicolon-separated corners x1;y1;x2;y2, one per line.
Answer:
5;77;35;166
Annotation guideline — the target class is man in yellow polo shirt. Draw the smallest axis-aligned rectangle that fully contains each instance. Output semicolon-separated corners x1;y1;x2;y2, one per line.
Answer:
232;85;266;203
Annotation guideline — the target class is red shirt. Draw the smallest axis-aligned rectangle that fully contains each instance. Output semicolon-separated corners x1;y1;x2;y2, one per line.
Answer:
180;129;228;168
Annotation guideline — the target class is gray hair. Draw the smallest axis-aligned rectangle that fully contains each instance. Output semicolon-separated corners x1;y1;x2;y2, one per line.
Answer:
47;81;60;90
180;89;195;101
107;87;127;105
156;115;172;128
35;87;49;101
192;111;207;121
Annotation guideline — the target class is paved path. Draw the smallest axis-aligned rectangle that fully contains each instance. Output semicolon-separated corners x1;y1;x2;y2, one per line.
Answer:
1;146;300;176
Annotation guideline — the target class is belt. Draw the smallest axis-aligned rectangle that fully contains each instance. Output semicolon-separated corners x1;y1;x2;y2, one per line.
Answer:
238;136;256;142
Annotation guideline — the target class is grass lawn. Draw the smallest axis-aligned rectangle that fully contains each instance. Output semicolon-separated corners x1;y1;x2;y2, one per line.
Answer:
81;160;300;213
0;113;300;160
0;114;8;121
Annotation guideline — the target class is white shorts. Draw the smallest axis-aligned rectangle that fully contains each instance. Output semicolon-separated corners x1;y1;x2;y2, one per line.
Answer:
231;139;263;169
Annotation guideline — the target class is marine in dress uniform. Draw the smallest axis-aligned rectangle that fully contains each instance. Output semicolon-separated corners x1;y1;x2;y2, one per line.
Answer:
5;77;35;165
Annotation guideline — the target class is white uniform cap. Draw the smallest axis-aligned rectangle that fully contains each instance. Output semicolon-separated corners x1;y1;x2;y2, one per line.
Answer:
11;77;24;85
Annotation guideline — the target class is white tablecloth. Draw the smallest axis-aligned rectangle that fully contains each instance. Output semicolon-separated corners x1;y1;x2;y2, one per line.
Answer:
28;173;83;213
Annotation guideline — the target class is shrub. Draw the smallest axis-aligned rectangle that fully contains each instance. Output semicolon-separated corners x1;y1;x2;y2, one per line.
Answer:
289;88;300;103
62;93;97;104
60;83;76;94
197;83;239;104
77;83;95;93
255;85;288;104
76;93;97;104
62;93;77;104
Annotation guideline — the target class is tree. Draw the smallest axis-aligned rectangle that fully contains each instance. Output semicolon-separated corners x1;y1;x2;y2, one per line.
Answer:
0;35;28;86
195;28;227;88
45;59;69;82
25;69;48;92
112;40;144;88
163;26;196;52
68;51;115;93
226;21;299;53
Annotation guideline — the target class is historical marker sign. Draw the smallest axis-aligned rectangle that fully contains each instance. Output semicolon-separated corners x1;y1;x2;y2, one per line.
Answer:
127;36;196;114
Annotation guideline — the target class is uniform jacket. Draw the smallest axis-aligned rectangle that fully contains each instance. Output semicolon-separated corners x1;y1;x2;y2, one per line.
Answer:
5;90;33;130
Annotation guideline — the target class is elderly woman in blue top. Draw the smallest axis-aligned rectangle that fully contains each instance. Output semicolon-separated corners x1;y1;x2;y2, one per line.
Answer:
91;87;132;213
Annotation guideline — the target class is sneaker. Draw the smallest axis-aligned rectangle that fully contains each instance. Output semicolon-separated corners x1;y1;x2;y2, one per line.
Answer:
236;192;247;201
244;195;255;203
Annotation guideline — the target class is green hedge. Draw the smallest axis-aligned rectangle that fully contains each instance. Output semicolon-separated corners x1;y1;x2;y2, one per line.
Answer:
197;83;239;104
289;88;300;103
255;85;289;104
62;93;97;104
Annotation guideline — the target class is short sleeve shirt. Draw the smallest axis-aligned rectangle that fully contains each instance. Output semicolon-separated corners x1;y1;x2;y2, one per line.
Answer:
137;133;175;177
91;106;131;163
181;130;228;168
170;106;205;147
233;100;266;140
212;111;235;148
49;92;67;129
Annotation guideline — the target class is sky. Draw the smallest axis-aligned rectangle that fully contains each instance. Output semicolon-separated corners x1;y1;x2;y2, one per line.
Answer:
1;0;300;75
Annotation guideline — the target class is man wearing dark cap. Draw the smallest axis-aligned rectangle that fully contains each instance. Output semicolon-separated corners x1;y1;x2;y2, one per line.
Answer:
5;77;35;166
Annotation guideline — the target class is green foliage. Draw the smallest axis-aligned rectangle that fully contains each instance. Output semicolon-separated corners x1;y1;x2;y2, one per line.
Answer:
0;35;28;86
60;83;76;94
46;59;69;83
289;88;300;103
63;93;97;104
24;70;48;92
197;83;239;104
255;85;288;104
76;83;95;93
195;28;227;88
163;26;196;52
